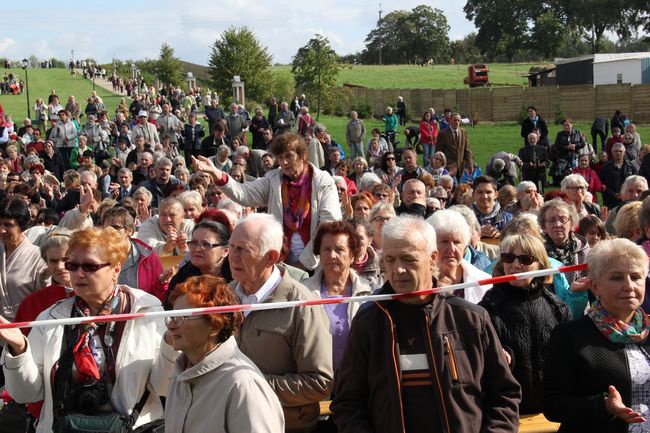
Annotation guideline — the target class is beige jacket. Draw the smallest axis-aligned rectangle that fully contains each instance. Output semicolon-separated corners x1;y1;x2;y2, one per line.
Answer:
220;163;341;270
165;336;284;433
136;216;195;257
233;269;333;433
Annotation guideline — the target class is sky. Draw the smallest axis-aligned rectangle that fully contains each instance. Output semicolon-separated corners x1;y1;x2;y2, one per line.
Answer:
2;0;476;66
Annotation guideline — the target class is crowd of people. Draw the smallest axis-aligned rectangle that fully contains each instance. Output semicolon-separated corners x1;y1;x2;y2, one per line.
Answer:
0;81;648;433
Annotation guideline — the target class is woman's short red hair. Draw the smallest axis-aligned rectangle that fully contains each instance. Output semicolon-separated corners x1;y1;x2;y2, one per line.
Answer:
168;275;243;343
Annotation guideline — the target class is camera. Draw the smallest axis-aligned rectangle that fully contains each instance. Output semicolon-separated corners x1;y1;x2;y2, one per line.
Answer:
71;381;108;414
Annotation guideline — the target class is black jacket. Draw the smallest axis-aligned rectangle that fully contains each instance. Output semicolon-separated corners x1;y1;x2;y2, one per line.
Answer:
543;316;650;433
521;116;549;143
332;284;521;433
518;144;549;181
599;160;638;208
478;281;572;415
554;129;585;161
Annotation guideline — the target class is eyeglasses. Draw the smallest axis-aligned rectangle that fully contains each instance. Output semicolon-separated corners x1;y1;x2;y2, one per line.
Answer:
500;253;537;266
64;261;111;272
374;193;390;198
106;224;125;231
567;186;586;192
373;216;391;223
337;187;347;192
385;157;395;161
546;215;570;225
188;240;227;250
164;316;205;326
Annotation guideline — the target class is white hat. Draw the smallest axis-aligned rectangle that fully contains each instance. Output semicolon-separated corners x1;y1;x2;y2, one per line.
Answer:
138;110;148;117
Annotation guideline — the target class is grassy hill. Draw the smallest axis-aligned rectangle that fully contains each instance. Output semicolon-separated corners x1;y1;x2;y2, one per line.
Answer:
0;68;122;121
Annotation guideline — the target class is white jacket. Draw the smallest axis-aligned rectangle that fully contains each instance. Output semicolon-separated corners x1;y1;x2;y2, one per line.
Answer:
2;287;178;433
221;163;341;269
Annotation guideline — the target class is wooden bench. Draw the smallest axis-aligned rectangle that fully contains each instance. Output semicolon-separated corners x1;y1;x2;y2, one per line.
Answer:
319;401;559;432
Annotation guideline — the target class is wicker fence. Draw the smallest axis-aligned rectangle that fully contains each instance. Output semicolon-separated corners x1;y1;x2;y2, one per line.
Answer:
344;83;650;123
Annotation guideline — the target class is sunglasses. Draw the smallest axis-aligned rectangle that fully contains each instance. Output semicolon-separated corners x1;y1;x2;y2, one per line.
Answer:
64;261;111;272
500;253;536;266
385;157;395;161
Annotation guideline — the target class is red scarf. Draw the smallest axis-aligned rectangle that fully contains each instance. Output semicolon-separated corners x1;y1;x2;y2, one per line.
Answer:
281;163;313;249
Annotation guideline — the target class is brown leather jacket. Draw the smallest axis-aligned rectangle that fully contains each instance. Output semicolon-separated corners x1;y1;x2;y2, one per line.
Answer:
332;284;521;433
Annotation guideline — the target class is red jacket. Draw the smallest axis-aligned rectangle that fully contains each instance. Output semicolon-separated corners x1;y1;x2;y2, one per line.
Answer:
130;238;168;303
571;166;605;196
419;120;438;145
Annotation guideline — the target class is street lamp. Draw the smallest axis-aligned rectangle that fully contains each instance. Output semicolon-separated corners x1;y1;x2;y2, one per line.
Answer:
22;58;31;120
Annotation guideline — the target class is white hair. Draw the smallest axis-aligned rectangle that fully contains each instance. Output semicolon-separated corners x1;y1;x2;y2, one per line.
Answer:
358;172;382;191
217;198;243;219
133;186;152;203
235;213;284;256
620;175;648;194
516;181;536;194
426;210;471;246
332;175;346;190
178;190;203;209
587;238;648;282
154;157;172;169
448;204;480;235
438;175;454;186
561;174;588;191
382;215;437;255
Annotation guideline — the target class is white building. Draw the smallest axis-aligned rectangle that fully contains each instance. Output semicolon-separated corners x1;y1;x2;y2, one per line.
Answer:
555;52;650;86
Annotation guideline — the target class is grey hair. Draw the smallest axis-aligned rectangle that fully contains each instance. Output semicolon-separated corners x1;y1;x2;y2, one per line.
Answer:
369;202;396;221
620;175;648;195
154;157;172;169
235;213;284;256
438;175;454;185
174;167;190;177
178;190;203;209
80;170;97;183
133;186;152;203
358;172;382;191
172;156;185;166
217;145;232;157
314;123;327;134
516;181;537;194
40;228;72;260
587;238;648;282
117;167;132;178
235;146;250;157
448;204;481;235
538;198;579;227
159;197;183;212
382;215;437;255
561;174;588;191
426;210;471;246
332;175;346;190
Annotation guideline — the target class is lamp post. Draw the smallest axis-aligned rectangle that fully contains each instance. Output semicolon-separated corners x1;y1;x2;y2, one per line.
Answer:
22;58;31;120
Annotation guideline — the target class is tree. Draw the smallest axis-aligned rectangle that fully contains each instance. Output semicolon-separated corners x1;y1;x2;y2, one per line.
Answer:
531;11;563;60
153;43;183;87
362;5;451;65
450;33;484;64
208;26;273;103
291;34;342;120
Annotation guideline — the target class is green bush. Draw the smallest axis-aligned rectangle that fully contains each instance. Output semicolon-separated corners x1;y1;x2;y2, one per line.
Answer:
350;100;373;119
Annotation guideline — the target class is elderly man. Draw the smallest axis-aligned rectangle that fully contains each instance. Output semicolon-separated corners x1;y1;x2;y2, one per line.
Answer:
605;174;648;234
143;157;186;209
114;167;136;199
332;215;521;433
275;101;296;135
396;148;425;191
506;181;538;217
49;109;78;170
131;110;160;147
234;145;267;178
346;111;366;159
436;112;474;182
225;102;248;142
471;175;513;238
396;179;432;218
600;141;638;208
156;102;182;148
136;197;194;256
230;214;333;433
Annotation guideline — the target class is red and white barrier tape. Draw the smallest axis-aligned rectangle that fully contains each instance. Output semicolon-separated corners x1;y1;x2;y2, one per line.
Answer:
0;263;587;330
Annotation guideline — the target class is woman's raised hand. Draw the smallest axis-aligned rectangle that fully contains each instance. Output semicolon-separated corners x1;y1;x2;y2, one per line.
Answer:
0;316;27;356
605;385;646;424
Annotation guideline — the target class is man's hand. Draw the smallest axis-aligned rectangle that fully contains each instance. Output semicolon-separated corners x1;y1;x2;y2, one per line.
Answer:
176;231;188;252
164;228;178;254
191;155;222;180
480;225;499;238
79;184;95;216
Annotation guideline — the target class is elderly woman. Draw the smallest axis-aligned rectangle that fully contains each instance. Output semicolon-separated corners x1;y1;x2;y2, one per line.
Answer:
165;275;284;432
303;221;372;375
133;186;153;224
0;200;47;321
0;227;176;432
335;161;358;195
193;133;341;270
561;173;601;218
426;209;491;303
543;238;650;433
349;218;383;290
209;144;233;173
605;175;648;235
539;198;590;285
479;234;572;415
348;156;369;186
179;190;204;222
369;202;396;251
425;151;449;182
349;191;376;221
101;206;169;303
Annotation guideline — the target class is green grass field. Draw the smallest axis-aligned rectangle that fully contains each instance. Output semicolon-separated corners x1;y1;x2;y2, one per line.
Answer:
2;68;650;170
272;63;537;89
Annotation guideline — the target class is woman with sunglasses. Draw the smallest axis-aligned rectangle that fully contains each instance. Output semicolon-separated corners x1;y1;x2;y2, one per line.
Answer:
374;151;399;187
0;227;176;432
165;211;233;309
479;234;572;415
165;275;284;432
